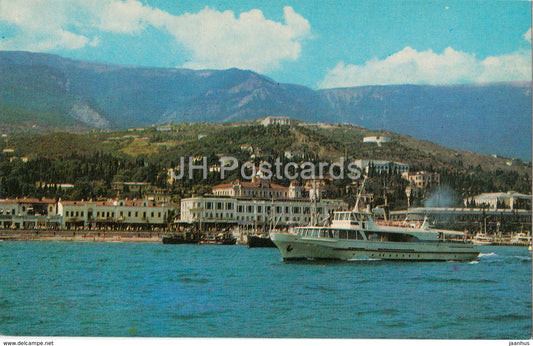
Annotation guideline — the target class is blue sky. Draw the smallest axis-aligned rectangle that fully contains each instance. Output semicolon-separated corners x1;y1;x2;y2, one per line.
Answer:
0;0;531;89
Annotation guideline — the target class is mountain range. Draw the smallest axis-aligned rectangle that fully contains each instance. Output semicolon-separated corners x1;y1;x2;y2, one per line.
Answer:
0;51;531;161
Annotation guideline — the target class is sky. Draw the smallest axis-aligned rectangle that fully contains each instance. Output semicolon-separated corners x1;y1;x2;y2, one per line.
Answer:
0;0;531;89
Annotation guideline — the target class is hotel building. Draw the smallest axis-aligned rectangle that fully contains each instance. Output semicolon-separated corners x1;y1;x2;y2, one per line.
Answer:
352;159;409;175
57;199;175;229
181;178;345;226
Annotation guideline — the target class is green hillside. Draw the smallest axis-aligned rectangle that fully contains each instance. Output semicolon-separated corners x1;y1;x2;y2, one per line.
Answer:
0;121;530;208
0;105;89;133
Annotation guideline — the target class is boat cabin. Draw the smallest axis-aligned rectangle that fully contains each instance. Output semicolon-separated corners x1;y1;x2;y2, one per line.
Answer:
292;211;454;243
294;226;419;243
331;211;373;229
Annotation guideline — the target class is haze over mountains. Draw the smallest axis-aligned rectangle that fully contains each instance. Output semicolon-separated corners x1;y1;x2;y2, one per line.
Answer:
0;51;531;161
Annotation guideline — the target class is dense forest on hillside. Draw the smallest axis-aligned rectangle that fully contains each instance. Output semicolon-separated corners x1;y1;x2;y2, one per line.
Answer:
0;122;530;210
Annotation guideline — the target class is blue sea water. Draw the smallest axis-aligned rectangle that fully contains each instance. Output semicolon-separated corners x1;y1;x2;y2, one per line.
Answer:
0;242;530;339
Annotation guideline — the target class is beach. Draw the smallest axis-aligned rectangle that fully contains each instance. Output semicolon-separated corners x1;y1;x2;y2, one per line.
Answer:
0;229;162;243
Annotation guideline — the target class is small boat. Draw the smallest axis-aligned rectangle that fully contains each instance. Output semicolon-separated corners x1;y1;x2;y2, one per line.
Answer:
200;233;236;245
471;233;495;246
162;232;200;244
248;234;276;248
510;233;532;246
218;237;237;245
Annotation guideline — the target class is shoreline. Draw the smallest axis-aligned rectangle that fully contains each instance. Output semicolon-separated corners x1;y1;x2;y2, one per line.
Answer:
0;230;163;243
0;230;530;247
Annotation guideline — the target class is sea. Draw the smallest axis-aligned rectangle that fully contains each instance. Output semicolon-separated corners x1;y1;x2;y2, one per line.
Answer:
0;241;531;340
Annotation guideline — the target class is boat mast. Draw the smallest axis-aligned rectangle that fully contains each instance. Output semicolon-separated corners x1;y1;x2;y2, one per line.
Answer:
353;175;368;212
311;178;318;226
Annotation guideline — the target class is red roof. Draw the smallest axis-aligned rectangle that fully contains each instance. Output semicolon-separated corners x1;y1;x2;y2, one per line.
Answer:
213;180;288;191
0;198;56;204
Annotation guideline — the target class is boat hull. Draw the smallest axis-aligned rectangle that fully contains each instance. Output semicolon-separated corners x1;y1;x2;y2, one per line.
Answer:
471;240;494;246
248;235;276;248
270;233;479;262
162;235;199;244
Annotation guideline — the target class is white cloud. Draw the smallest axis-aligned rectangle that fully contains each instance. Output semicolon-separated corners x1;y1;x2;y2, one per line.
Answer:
97;1;311;72
0;0;311;73
478;50;532;83
31;29;90;51
319;46;532;89
0;0;103;51
163;6;311;72
98;0;170;34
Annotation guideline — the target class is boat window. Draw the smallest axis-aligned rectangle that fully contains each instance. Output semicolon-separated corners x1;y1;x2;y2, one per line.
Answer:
380;233;416;242
338;229;347;239
312;230;318;237
348;230;359;240
367;233;379;241
327;230;333;238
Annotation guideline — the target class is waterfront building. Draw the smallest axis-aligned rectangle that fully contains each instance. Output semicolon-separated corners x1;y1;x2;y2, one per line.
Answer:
464;192;531;211
352;159;409;175
57;199;175;229
180;195;347;227
388;207;531;233
0;198;57;216
0;198;61;229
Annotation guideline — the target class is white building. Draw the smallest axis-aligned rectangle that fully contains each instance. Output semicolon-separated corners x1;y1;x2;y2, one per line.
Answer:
212;179;298;199
57;199;175;229
352;159;409;175
261;116;292;127
0;198;57;217
464;192;532;211
180;195;346;226
0;198;60;229
363;136;391;146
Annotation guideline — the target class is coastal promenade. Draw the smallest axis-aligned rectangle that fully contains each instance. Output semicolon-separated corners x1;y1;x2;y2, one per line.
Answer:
0;229;162;242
